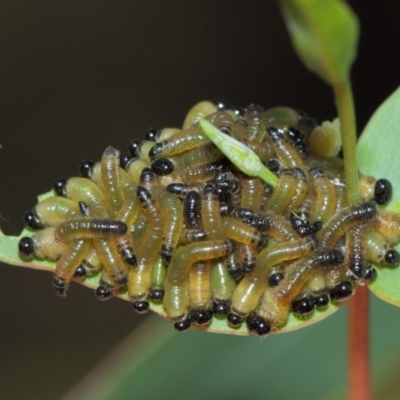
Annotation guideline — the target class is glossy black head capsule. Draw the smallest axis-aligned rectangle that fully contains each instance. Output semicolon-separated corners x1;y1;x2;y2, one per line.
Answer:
151;158;174;176
308;221;322;234
148;143;163;160
330;281;353;302
268;272;284;287
227;313;243;328
149;289;164;302
214;98;229;111
212;301;230;317
80;160;94;178
349;262;363;278
128;139;141;157
287;126;310;157
53;278;66;297
133;301;150;314
174;318;191;332
120;153;133;169
53;178;67;196
191;309;213;326
18;237;34;259
145;128;157;141
374;179;392;205
291;296;315;316
290;213;310;236
74;265;86;279
266;158;281;175
95;286;112;301
24;211;44;230
362;267;377;283
246;315;271;337
231;105;245;117
121;248;137;267
384;249;400;267
314;293;329;309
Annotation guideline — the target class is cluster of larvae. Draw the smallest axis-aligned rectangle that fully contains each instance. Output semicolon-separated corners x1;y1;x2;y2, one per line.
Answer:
18;100;400;336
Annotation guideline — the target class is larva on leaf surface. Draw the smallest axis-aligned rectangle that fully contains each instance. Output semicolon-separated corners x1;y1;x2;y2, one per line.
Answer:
3;96;400;337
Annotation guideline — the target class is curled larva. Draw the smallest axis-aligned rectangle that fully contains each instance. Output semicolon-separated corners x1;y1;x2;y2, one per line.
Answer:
252;249;344;335
309;168;336;223
17;100;400;337
267;126;305;170
53;239;91;296
163;239;234;326
24;196;81;229
229;235;317;325
263;168;300;214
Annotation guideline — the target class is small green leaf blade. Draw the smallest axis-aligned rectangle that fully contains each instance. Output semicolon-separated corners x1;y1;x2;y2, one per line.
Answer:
199;119;279;187
280;0;359;85
357;86;400;305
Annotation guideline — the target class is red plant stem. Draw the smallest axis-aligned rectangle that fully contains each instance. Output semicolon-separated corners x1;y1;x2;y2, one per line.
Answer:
348;285;370;400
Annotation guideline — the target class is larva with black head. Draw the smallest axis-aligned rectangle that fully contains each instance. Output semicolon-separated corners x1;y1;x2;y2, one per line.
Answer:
229;235;317;322
263;168;299;214
309;167;336;223
54;176;105;205
53;239;91;297
318;201;377;248
18;101;400;336
128;185;163;307
163;239;235;324
210;259;236;316
24;196;81;229
160;192;183;264
267;126;305;170
366;231;400;267
149;111;225;160
189;261;214;326
150;256;167;302
253;248;344;334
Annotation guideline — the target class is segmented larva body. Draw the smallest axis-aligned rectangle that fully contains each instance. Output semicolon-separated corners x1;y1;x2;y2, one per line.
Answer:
18;100;400;336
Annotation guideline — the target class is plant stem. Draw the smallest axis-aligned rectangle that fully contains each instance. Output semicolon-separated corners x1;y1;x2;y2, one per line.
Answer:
348;286;370;400
333;80;361;205
334;80;369;399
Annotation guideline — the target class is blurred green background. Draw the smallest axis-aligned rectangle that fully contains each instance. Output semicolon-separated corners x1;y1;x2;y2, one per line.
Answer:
1;1;400;399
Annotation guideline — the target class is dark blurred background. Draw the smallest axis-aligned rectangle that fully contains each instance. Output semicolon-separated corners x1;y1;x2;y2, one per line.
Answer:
1;1;400;399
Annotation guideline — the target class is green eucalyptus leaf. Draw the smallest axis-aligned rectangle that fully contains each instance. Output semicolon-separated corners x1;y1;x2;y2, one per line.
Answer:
199;119;279;187
0;192;339;335
357;86;400;306
280;0;359;85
